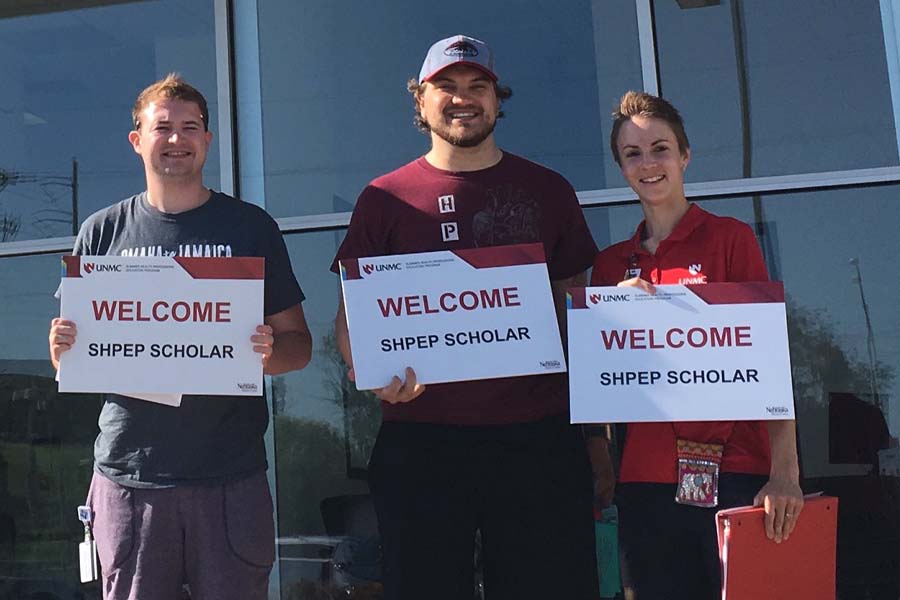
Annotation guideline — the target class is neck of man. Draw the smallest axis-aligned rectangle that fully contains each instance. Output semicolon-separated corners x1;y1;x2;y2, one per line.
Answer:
640;196;691;254
145;176;211;214
424;134;503;172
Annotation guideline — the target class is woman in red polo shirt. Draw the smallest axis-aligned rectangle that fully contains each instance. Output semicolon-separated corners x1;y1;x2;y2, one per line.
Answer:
590;92;804;599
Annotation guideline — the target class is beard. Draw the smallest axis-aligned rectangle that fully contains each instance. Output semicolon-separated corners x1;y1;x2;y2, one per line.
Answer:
425;116;497;148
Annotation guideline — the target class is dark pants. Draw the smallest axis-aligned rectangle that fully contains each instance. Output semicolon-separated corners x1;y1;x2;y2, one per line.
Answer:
617;474;767;600
87;470;275;600
368;415;598;600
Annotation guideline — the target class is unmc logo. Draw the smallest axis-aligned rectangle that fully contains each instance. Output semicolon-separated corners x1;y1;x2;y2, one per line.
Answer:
363;263;402;275
766;406;790;416
688;263;703;275
590;293;630;304
444;41;478;57
83;263;121;274
237;382;259;393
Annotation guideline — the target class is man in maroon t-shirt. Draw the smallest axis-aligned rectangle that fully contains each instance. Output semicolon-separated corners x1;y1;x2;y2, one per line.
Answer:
331;36;599;600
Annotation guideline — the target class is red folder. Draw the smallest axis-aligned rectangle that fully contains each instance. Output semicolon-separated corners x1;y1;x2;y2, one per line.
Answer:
716;495;838;600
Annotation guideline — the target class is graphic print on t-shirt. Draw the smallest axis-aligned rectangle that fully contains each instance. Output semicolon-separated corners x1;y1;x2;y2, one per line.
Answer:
117;243;234;258
438;194;456;214
472;184;540;247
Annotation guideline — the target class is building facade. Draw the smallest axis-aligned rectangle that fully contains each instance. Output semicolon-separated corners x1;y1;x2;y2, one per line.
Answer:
1;1;899;598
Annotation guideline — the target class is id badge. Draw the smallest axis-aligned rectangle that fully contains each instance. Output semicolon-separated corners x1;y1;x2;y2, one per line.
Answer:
675;439;724;508
79;539;99;583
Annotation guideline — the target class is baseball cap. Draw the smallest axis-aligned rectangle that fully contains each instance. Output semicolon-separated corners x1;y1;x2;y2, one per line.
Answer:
418;35;497;83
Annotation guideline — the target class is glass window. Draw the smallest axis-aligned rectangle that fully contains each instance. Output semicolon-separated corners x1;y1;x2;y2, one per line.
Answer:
586;184;900;596
649;0;899;182
0;1;219;244
0;252;103;599
272;231;380;599
246;0;643;218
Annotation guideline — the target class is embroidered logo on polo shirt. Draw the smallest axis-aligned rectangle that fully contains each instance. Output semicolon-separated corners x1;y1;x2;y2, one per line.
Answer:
673;263;707;284
438;195;456;214
441;222;459;242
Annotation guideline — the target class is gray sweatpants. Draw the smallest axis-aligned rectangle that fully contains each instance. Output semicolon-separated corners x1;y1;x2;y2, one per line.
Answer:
87;470;274;600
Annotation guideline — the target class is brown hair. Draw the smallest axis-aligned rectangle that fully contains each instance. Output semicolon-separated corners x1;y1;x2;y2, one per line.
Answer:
132;73;210;131
407;77;513;133
610;91;689;165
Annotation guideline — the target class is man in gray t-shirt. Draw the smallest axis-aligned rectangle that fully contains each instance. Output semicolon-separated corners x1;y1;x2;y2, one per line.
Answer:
48;75;312;600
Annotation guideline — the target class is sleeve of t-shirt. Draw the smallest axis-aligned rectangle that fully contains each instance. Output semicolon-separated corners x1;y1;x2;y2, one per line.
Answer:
73;229;88;256
257;213;305;316
547;178;598;280
329;185;387;274
726;221;770;282
72;215;97;256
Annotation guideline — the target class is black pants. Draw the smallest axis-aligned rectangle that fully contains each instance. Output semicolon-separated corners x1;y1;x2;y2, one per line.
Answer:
617;474;767;600
368;415;598;600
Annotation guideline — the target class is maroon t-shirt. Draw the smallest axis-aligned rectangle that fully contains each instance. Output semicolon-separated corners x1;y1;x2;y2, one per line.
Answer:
591;204;772;482
332;153;597;425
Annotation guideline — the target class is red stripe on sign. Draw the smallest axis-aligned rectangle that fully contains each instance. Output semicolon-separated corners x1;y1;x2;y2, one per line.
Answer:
686;281;784;304
340;259;362;281
453;243;545;269
175;257;264;279
62;256;81;277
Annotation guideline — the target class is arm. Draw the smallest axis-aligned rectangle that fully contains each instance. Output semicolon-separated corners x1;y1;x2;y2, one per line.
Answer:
753;420;804;543
554;270;617;505
335;296;424;403
335;296;353;369
253;303;313;375
550;269;587;348
586;429;616;508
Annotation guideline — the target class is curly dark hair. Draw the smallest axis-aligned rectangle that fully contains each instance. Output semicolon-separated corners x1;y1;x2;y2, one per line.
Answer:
407;77;513;133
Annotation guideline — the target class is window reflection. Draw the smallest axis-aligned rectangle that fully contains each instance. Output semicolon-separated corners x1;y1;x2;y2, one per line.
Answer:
651;0;899;182
274;231;381;599
0;252;102;599
0;1;219;244
250;0;642;218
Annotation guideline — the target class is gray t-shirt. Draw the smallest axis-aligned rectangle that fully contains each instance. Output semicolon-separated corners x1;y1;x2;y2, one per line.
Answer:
74;191;304;488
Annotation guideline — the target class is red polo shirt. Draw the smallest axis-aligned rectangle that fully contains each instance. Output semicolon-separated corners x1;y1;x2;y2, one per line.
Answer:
591;204;772;483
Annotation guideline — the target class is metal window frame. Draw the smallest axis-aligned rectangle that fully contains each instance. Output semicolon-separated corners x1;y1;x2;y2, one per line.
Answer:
635;0;660;96
215;0;238;197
